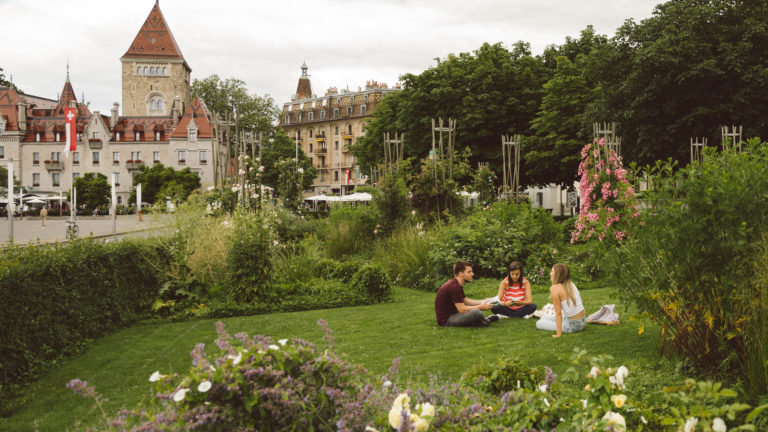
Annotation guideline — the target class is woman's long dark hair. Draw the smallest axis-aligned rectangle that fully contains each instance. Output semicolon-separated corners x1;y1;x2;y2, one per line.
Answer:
506;261;524;287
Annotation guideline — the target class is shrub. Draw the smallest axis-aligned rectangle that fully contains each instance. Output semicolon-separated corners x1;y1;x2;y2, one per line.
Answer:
321;205;377;258
461;356;546;395
371;224;441;291
350;264;392;303
610;141;768;396
429;201;560;278
270;237;325;284
371;173;408;234
225;211;274;301
0;238;168;390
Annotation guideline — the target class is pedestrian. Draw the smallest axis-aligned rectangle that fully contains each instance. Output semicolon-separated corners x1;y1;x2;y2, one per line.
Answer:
40;206;48;227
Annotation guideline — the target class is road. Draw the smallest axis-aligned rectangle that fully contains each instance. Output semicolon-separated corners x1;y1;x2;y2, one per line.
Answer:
0;214;170;245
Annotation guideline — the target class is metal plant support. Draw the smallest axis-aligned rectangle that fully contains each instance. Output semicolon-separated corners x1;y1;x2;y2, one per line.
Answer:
383;132;404;175
690;137;707;164
721;125;742;152
501;134;521;203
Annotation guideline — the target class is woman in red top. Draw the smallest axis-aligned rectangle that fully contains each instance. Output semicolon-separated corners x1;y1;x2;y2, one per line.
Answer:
492;262;537;318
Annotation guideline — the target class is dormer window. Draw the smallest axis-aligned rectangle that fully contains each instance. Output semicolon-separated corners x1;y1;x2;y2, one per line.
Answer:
346;106;353;116
56;133;61;141
36;132;41;142
188;120;198;142
135;132;141;141
360;105;367;115
0;118;5;135
155;131;161;141
116;132;121;141
284;115;290;125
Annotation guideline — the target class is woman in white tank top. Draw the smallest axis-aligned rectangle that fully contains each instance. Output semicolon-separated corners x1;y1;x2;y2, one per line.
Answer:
536;263;586;337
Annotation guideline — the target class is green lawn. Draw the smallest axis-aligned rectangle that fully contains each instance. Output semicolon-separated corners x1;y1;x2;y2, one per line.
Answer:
1;280;681;432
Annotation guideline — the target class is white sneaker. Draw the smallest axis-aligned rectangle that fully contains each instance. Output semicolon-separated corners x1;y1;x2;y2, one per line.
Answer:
523;313;534;319
496;314;509;319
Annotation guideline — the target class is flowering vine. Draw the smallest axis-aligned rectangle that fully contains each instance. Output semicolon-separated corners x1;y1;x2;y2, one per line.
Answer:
571;139;639;244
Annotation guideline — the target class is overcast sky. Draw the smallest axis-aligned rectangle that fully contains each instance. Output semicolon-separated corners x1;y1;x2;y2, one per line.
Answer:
1;0;661;114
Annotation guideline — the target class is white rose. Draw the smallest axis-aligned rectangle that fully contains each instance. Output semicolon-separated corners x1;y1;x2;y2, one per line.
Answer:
173;388;190;402
616;365;629;380
587;366;600;378
712;417;727;432
278;339;288;346
684;417;699;432
419;402;435;418
149;371;164;382
197;380;212;393
412;415;429;432
602;411;626;432
611;394;627;408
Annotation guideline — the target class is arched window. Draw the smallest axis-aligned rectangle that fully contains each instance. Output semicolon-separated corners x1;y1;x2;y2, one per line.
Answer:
143;67;148;75
334;126;339;135
163;67;168;75
151;100;157;110
309;128;313;138
348;125;352;134
157;99;162;111
137;66;142;75
150;67;155;76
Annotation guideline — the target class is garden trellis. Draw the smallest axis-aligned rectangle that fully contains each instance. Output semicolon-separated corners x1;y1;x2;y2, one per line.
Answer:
383;132;404;175
721;125;742;151
690;137;707;164
501;134;521;203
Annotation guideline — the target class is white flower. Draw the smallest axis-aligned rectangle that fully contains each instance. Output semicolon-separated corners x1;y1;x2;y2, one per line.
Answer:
197;380;212;392
273;240;279;246
412;415;429;432
238;169;245;175
231;354;242;365
419;402;435;418
616;365;629;380
259;166;265;172
278;338;288;346
364;427;378;432
389;393;410;428
297;167;304;174
611;394;627;408
587;366;600;378
411;210;416;216
581;399;588;408
382;380;392;388
538;383;548;393
684;417;699;432
173;388;190;402
712;417;727;432
268;344;280;351
149;371;164;382
543;398;550;407
388;406;405;429
602;411;626;432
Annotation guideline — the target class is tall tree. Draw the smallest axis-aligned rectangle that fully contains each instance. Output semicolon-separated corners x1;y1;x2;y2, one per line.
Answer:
352;42;549;185
130;163;201;205
72;173;110;211
589;0;768;166
258;130;317;191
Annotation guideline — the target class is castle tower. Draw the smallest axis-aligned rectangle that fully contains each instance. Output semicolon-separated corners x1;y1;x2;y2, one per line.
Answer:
120;1;191;117
295;62;312;99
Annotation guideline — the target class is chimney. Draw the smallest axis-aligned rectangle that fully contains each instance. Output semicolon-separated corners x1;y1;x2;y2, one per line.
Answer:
111;102;119;126
17;101;26;132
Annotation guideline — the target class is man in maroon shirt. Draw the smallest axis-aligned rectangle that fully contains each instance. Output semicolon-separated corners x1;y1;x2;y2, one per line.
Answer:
435;260;498;327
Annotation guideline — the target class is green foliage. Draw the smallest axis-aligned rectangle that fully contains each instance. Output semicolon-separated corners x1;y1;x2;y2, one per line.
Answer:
461;356;546;395
0;238;168;390
273;202;318;242
471;164;498;206
429;201;560;278
407;155;462;220
321;205;377;259
371;173;408;233
71;173;111;212
225;211;274;301
258;130;317;192
610;141;768;392
350;264;392;303
351;42;549;181
129;163;201;205
370;224;440;291
275;157;304;210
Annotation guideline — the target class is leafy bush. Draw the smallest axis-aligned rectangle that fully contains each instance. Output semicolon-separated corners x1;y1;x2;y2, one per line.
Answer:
321;205;377;258
0;238;168;390
429;201;561;278
270;237;325;285
461;356;546;395
350;264;392;303
225;211;274;301
610;141;768;397
371;173;408;234
331;260;360;283
371;224;441;291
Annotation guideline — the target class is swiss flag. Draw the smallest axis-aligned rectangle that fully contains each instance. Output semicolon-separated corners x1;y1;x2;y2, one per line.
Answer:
63;107;77;152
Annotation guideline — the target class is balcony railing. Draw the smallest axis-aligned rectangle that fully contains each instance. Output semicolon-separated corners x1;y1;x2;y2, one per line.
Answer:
315;147;327;154
126;160;144;170
89;138;102;149
44;160;63;171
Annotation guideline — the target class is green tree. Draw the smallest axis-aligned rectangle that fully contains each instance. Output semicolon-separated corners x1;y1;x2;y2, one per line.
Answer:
258;130;317;191
275;158;303;210
352;42;549;186
0;67;19;91
588;0;768;165
130;163;201;205
471;164;498;206
371;172;408;233
526;55;596;187
72;173;110;212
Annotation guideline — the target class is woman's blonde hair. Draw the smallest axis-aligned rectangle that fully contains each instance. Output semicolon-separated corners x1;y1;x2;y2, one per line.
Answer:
552;263;576;307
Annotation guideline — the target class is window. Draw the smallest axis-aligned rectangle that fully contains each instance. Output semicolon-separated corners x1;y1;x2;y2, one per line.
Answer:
536;192;544;207
309;129;313;138
309;143;313;152
0;146;4;158
153;151;160;163
135;131;141;141
360;105;367;115
52;172;61;187
73;152;79;164
73;172;80;179
163;67;168;75
151;100;157;110
131;151;142;161
32;173;40;187
297;113;302;122
51;152;61;162
0;121;4;134
93;151;100;164
189;129;197;142
56;132;61;141
113;173;120;186
117;196;122;205
297;130;301;139
334;171;339;181
93;131;99;139
155;131;161;141
334;126;339;135
284;115;290;125
333;108;339;119
199;150;207;164
308;111;314;122
33;152;39;164
320;110;326;121
346;106;352;116
115;132;121;141
137;66;142;75
36;133;40;142
113;152;120;164
178;150;186;164
150;67;155;75
335;140;339;150
143;67;148;75
348;124;353;135
77;132;82;141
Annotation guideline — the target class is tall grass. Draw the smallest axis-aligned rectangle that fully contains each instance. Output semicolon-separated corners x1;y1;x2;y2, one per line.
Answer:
746;234;768;401
371;224;443;291
271;237;326;284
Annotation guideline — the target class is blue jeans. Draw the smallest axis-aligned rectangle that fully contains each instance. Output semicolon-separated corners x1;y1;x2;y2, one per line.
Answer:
536;314;586;333
491;303;537;318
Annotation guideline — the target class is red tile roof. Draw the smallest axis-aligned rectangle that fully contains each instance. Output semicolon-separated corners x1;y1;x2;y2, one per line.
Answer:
115;117;174;141
54;80;78;115
122;2;186;62
0;86;22;131
171;96;212;138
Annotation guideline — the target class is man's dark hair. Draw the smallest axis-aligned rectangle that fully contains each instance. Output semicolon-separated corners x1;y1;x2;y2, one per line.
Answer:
453;260;472;276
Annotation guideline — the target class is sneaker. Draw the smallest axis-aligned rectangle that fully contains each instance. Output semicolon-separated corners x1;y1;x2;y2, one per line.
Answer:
496;314;509;319
523;313;534;319
486;315;500;323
